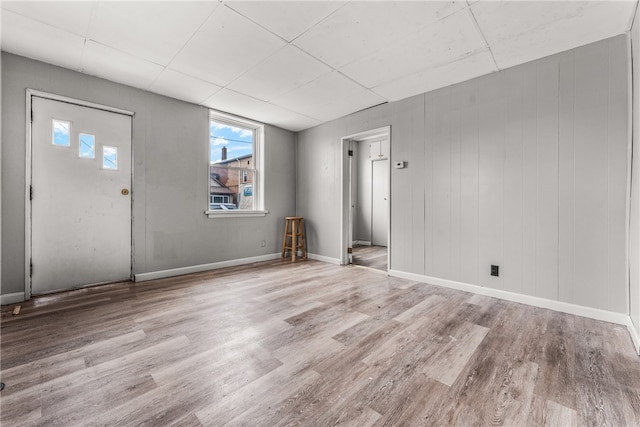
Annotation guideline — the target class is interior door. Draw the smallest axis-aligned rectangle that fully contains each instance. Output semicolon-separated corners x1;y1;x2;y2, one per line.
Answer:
371;159;389;246
31;96;132;294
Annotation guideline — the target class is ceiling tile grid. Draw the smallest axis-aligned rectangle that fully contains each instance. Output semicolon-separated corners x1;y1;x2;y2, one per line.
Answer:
1;0;637;132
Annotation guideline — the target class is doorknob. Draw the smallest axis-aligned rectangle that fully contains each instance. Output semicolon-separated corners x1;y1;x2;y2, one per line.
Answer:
121;189;129;195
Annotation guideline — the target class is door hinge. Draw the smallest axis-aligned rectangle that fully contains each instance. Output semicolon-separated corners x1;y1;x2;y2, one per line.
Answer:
30;185;33;201
30;109;33;123
348;150;353;157
347;247;353;254
30;261;33;277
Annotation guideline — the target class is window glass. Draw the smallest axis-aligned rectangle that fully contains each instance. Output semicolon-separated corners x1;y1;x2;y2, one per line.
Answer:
209;114;262;212
79;133;95;159
103;146;118;170
52;120;71;146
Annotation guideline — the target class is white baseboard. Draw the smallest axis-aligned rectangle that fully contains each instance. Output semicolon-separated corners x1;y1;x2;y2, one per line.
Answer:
1;292;25;305
388;269;630;327
135;253;281;282
354;240;372;246
627;317;640;354
307;253;341;265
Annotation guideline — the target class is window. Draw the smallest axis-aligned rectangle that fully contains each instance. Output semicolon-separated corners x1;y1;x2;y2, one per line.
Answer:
103;146;118;170
52;119;71;147
208;111;265;216
79;133;96;159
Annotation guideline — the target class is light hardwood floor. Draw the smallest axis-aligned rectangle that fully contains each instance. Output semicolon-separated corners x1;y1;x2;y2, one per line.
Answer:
353;245;387;272
2;259;640;426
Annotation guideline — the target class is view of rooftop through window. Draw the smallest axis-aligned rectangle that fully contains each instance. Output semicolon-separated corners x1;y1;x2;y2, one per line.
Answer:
209;118;257;211
210;121;253;163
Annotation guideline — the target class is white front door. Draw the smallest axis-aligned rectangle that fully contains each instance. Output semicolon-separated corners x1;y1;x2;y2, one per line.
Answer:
30;96;132;294
372;159;389;247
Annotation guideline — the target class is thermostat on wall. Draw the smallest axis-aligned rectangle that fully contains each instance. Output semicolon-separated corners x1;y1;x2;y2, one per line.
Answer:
394;161;406;169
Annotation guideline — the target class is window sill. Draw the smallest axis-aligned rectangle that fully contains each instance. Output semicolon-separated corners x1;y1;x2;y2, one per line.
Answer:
205;210;269;219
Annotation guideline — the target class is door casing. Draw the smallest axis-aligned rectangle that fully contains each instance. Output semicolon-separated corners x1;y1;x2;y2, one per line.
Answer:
340;126;391;267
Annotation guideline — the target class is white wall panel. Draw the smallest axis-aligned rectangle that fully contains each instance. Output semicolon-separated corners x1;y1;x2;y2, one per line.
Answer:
392;96;425;274
502;67;526;295
535;58;560;301
430;88;453;279
477;73;506;290
573;43;614;311
455;80;480;286
295;35;628;316
558;52;576;304
520;64;539;299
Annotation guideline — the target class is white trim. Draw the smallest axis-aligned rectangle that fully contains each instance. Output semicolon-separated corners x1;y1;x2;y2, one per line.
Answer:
354;240;372;246
209;110;264;213
627;32;634;324
27;89;134;116
1;292;26;305
205;210;269;218
341;126;391;267
389;270;631;326
135;253;281;282
627;317;640;354
307;253;341;265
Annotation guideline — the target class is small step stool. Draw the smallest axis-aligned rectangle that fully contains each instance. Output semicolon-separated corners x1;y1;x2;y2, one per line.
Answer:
281;216;307;262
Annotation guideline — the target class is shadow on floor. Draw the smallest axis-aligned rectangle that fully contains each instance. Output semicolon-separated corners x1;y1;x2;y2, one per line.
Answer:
352;245;387;272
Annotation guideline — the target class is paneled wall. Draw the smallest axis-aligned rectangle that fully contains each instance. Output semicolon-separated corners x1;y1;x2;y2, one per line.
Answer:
297;35;629;314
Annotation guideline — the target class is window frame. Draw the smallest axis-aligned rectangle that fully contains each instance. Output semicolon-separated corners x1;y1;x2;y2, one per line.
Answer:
206;110;267;218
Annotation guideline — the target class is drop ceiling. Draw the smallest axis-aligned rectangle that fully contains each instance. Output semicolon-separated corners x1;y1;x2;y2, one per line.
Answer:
1;1;637;132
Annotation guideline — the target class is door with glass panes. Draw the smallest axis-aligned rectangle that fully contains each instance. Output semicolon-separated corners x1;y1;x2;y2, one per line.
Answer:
30;96;132;294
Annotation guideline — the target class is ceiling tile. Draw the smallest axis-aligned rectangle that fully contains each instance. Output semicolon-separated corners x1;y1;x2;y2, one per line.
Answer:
81;41;164;90
341;9;485;88
1;0;95;37
472;0;636;69
149;69;222;104
224;0;346;42
227;45;331;101
312;89;388;123
270;71;368;117
372;50;497;102
203;89;322;131
293;1;467;68
169;5;287;86
0;10;85;71
89;1;219;66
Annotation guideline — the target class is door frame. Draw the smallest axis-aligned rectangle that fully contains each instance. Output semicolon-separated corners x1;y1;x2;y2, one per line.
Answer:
24;89;135;300
340;126;391;267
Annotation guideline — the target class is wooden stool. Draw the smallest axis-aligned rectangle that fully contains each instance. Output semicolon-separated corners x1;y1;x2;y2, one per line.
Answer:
281;216;307;262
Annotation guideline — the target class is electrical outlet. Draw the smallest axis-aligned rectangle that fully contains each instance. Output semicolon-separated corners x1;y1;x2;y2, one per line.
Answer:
260;240;266;247
491;265;499;277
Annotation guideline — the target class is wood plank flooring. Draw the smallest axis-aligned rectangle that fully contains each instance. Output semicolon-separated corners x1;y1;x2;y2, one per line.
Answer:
2;259;640;426
353;245;387;272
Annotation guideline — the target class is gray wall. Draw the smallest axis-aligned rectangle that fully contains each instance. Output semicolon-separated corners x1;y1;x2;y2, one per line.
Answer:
297;35;629;314
1;52;296;298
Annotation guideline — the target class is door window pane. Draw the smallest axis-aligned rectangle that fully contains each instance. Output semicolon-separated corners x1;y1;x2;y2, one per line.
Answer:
103;146;118;170
52;120;70;146
79;133;95;159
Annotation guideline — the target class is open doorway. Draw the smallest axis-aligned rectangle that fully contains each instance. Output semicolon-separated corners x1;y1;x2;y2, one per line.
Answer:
340;126;391;272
